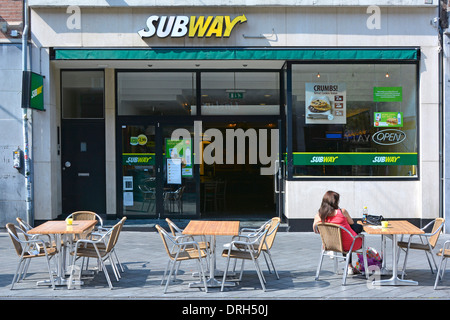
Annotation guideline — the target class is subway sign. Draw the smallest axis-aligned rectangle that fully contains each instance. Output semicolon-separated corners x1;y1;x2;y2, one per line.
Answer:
293;153;418;166
138;14;247;38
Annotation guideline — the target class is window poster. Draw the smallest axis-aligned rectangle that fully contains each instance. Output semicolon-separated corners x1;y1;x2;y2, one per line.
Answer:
165;139;193;178
123;191;134;206
305;83;347;124
374;112;403;127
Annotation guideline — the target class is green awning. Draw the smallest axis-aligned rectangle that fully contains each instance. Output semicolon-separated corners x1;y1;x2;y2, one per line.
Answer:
53;48;419;61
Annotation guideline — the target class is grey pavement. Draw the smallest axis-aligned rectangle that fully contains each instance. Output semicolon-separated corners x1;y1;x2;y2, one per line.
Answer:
1;219;450;302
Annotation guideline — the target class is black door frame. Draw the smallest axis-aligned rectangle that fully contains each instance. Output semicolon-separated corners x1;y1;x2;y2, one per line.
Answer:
115;68;286;220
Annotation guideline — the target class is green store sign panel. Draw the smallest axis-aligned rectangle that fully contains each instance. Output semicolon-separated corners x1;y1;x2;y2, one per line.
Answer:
122;153;155;165
22;71;45;111
293;153;417;166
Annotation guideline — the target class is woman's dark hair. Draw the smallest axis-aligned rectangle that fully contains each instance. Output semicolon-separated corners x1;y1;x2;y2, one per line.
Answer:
319;190;340;221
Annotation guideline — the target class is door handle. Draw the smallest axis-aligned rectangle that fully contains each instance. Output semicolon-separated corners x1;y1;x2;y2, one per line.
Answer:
78;173;90;177
274;160;280;194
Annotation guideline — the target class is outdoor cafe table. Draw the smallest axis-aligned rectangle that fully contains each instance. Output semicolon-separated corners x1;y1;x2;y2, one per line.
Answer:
362;220;424;286
182;220;240;288
28;220;98;286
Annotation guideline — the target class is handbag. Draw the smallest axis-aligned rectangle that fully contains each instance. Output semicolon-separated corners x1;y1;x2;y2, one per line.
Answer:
355;247;383;273
365;214;385;226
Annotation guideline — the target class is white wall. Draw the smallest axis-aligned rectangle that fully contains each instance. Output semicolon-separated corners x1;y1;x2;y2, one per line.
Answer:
29;6;441;222
28;0;438;8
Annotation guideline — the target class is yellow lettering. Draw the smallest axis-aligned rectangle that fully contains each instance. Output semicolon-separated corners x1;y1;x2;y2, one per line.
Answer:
206;16;224;37
223;14;247;37
189;16;213;37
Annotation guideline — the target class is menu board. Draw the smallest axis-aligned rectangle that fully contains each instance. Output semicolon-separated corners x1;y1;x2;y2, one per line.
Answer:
305;83;347;124
167;158;182;184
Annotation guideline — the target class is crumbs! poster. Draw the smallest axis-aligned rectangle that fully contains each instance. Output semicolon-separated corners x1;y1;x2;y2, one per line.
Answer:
305;83;347;124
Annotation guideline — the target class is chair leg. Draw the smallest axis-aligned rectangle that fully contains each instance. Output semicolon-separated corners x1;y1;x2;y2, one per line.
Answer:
252;258;266;291
196;259;208;293
342;252;352;286
425;247;438;274
362;248;369;280
265;251;279;279
44;255;56;290
434;255;447;289
100;258;114;289
164;259;178;293
221;255;232;292
401;247;411;279
10;259;25;289
262;252;272;274
161;260;171;286
315;250;325;281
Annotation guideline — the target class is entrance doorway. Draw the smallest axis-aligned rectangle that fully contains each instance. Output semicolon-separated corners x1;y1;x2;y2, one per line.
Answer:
200;121;278;219
116;69;285;220
118;120;283;220
120;123;198;219
61;120;106;216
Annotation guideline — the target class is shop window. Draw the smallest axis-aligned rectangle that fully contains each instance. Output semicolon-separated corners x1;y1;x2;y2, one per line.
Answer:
200;72;280;115
117;72;196;116
291;63;418;178
61;71;104;119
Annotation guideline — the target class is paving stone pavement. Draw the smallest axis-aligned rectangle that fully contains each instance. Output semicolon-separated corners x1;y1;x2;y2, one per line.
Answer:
1;222;450;303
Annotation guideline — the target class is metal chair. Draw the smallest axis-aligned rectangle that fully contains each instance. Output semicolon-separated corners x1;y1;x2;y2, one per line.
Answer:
16;217;58;249
221;224;271;292
227;217;281;279
138;185;156;212
434;240;450;289
398;218;445;279
67;211;103;231
6;223;57;290
155;224;209;294
315;222;369;286
68;217;126;289
165;217;210;272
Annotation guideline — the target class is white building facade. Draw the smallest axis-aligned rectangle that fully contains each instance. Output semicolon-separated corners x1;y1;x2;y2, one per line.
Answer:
21;0;442;231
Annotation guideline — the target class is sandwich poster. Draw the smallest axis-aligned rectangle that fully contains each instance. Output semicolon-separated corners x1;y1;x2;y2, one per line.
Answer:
305;83;346;124
374;112;403;127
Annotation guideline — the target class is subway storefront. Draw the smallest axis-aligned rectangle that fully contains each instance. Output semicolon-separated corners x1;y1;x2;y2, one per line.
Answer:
30;4;439;231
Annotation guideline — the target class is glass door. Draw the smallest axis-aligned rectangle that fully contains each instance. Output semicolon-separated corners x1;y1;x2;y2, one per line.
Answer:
121;125;158;217
120;123;199;218
161;124;198;218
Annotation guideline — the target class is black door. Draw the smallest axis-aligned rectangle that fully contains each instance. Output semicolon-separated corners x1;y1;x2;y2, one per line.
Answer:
61;120;106;216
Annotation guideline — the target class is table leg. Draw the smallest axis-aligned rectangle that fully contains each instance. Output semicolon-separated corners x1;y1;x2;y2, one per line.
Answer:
380;235;390;275
37;234;84;287
189;235;236;288
373;234;418;286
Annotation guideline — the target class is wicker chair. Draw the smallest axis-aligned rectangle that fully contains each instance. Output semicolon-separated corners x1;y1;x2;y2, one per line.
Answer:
166;218;210;251
315;222;368;286
434;240;450;289
398;218;445;279
228;217;281;279
6;223;57;290
156;224;208;294
67;211;103;233
221;224;271;292
68;217;126;289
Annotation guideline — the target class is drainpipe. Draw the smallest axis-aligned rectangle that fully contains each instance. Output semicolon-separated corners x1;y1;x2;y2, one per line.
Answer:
21;0;33;226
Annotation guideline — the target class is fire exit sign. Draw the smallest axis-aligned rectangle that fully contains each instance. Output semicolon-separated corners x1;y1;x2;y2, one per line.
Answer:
229;92;244;99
